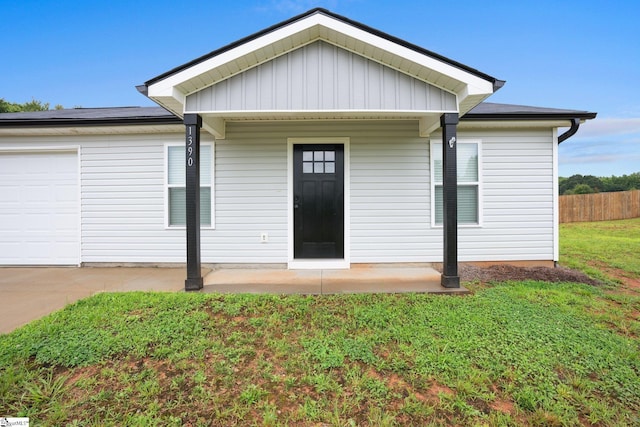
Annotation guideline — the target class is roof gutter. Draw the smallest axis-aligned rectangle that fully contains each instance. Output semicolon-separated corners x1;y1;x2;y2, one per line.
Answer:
0;116;181;128
557;118;580;144
462;109;596;144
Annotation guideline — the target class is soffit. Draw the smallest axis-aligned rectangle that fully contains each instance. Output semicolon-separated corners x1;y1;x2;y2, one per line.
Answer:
145;10;498;123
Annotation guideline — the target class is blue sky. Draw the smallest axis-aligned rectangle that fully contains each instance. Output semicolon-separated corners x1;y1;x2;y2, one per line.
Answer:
1;0;639;177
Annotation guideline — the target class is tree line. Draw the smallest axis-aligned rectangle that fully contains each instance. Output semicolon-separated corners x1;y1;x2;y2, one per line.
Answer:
2;98;639;196
0;98;63;113
560;173;640;195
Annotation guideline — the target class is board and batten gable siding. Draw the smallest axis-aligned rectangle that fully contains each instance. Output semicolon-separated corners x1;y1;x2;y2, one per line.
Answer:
185;41;457;113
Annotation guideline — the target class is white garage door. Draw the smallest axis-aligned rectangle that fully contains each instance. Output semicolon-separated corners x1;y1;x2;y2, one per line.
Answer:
0;151;79;265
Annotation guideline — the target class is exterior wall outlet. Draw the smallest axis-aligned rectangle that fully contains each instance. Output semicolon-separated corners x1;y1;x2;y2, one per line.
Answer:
260;233;268;243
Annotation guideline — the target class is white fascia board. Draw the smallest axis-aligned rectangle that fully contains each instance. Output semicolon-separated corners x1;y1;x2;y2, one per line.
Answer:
315;14;495;96
147;17;325;101
458;120;575;130
148;12;495;112
191;109;457;119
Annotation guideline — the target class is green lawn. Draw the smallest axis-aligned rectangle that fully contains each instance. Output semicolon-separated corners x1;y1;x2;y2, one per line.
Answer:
1;219;639;426
560;217;640;284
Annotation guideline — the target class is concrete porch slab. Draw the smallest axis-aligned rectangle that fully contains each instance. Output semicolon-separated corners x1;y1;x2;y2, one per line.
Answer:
202;266;468;295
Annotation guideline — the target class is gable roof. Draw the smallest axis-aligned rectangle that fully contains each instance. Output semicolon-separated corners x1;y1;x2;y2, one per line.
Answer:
139;8;505;137
143;8;504;92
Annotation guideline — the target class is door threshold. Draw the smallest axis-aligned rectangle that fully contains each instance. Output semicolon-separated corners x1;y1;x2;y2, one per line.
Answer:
288;260;349;270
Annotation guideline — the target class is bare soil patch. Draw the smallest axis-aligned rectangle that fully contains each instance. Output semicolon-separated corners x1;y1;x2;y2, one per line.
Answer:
586;260;640;292
458;264;603;286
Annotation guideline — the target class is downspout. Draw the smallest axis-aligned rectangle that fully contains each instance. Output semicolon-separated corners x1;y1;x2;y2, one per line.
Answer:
558;118;580;143
554;117;580;268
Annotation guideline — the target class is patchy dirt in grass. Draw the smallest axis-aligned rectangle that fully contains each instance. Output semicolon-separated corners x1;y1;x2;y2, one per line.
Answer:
586;260;640;293
426;381;454;400
490;398;515;414
458;264;603;286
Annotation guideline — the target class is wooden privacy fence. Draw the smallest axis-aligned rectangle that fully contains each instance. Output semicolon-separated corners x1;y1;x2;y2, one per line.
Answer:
559;190;640;223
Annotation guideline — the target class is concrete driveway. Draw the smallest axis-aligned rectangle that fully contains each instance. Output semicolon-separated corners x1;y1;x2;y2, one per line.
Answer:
0;267;186;334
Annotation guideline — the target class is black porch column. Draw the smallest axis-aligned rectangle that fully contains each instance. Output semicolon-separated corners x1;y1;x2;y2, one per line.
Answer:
441;113;460;288
184;114;203;291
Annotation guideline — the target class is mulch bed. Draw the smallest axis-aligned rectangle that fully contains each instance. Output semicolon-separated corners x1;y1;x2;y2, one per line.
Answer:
458;264;602;286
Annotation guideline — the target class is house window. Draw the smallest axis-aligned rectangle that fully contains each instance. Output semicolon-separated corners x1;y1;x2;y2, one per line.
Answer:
431;140;481;226
167;144;213;227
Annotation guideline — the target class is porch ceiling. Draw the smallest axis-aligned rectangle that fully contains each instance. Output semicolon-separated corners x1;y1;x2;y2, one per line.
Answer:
142;9;501;138
198;111;444;139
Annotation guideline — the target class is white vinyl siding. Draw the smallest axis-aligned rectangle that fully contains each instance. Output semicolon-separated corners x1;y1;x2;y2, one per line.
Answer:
351;127;554;263
209;127;288;263
166;144;213;228
80;135;187;263
350;131;431;262
454;129;555;262
0;124;556;265
431;141;481;226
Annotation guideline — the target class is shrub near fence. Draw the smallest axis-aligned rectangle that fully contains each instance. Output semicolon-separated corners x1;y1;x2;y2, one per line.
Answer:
559;190;640;223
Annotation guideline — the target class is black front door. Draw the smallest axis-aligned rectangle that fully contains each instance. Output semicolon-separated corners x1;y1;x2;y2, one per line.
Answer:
293;144;344;259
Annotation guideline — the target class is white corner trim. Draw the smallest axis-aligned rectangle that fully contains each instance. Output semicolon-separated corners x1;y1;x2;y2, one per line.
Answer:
76;145;82;266
552;128;560;262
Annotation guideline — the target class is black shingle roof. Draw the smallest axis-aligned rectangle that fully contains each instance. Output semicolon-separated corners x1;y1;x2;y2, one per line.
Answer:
0;106;180;127
0;103;596;128
465;102;596;120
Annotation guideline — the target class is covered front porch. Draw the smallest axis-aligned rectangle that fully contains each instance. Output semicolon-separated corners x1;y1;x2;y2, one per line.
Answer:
201;264;468;295
138;8;503;292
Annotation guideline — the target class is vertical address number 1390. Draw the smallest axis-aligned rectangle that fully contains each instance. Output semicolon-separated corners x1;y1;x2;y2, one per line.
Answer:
187;127;194;167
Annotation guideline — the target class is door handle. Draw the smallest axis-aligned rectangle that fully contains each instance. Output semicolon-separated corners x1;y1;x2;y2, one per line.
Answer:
294;195;300;209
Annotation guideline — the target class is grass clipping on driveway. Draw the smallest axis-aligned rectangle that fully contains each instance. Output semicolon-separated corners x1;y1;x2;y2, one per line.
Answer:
1;283;639;426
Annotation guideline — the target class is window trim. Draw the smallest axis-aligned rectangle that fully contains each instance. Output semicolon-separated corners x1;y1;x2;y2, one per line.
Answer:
430;139;483;228
165;142;215;230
